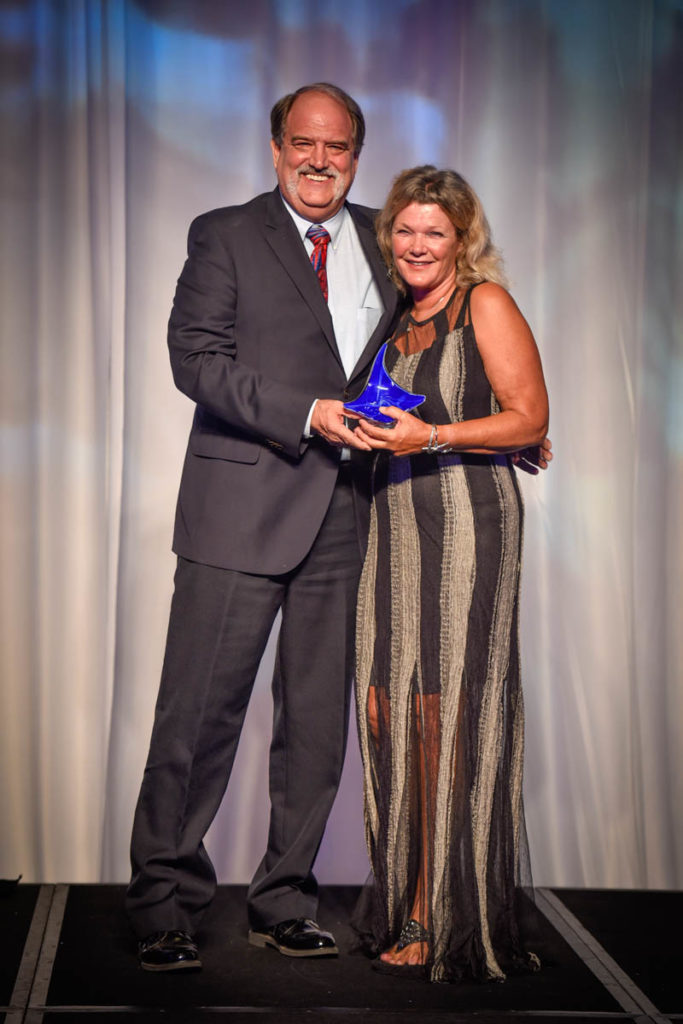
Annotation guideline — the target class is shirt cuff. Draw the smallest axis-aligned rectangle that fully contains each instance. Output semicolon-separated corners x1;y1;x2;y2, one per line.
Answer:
303;399;318;439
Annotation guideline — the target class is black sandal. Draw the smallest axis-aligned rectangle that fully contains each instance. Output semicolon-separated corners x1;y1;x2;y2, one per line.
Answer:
371;919;430;979
396;918;429;951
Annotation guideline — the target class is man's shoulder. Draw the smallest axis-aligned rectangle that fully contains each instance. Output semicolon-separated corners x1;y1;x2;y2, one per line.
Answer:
346;201;380;232
190;191;274;234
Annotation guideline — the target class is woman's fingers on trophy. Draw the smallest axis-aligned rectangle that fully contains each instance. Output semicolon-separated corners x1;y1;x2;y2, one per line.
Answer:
379;405;402;423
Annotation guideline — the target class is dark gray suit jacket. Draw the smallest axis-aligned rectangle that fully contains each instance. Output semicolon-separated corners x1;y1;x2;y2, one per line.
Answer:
168;187;399;575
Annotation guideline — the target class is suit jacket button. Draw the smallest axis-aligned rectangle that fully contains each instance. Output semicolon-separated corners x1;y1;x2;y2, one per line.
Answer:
343;388;349;400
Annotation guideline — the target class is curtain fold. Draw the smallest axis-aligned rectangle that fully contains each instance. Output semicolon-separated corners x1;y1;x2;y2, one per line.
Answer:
2;0;128;879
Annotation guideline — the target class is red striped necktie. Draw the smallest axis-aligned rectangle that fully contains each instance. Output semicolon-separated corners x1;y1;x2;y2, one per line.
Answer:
306;224;331;302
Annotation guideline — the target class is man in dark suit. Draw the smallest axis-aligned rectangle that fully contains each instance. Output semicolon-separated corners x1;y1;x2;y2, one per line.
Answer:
125;83;399;971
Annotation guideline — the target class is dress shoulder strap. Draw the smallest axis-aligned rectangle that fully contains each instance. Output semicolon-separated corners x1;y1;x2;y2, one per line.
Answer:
454;281;485;329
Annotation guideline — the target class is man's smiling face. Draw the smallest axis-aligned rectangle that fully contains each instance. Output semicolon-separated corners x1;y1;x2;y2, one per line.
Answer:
271;91;359;222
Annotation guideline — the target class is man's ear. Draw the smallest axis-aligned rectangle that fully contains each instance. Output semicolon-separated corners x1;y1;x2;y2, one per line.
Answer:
270;138;280;171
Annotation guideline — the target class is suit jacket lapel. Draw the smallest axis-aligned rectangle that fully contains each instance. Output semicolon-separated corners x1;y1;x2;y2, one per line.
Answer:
263;189;340;363
346;204;399;388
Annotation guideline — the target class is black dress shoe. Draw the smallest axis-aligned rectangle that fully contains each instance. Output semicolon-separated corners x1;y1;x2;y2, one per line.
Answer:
138;930;202;971
248;918;338;957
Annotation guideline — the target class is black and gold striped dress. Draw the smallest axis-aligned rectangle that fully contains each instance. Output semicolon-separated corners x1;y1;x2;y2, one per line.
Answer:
355;284;538;983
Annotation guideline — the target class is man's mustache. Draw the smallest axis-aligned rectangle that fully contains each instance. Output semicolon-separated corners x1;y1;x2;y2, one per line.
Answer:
297;165;340;180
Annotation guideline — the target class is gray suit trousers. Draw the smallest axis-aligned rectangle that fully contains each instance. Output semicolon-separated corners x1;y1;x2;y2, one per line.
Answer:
126;468;361;937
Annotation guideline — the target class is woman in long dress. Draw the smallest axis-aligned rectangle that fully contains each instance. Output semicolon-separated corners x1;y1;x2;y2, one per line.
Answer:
348;166;549;983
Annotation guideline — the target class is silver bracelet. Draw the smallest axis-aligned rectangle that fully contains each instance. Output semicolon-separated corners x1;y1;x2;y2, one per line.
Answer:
422;424;437;451
422;424;454;454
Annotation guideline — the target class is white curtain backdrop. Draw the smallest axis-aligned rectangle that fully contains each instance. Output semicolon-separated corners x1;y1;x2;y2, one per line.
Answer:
1;0;681;889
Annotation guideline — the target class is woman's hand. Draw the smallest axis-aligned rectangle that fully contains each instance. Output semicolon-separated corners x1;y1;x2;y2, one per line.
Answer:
512;436;553;474
348;407;433;456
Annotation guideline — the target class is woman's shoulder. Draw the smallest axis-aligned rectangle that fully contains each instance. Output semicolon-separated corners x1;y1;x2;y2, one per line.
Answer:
469;281;520;319
469;280;510;302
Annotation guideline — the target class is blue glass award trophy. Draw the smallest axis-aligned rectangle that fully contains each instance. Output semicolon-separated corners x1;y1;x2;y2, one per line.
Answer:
344;343;425;426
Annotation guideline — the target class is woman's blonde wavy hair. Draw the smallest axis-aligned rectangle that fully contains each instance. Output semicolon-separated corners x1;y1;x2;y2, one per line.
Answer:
375;165;508;294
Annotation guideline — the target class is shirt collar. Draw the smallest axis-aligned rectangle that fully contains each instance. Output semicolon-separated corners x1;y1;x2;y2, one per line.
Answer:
279;191;347;248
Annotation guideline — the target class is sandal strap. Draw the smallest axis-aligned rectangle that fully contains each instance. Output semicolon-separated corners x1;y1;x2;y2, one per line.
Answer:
396;918;429;951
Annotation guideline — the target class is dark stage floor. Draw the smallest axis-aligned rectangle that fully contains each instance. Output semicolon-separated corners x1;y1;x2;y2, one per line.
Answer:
1;883;680;1023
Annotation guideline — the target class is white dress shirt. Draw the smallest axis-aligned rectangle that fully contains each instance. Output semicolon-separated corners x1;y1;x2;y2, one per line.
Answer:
282;196;384;445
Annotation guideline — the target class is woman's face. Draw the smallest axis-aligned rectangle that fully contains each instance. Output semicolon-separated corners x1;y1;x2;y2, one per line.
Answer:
391;202;461;295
